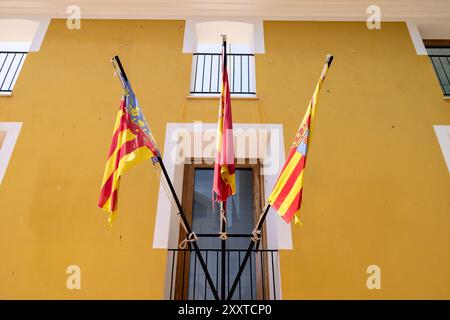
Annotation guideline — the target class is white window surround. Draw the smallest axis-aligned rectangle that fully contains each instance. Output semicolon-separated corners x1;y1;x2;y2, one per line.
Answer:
152;122;293;251
0;17;50;52
158;122;287;300
406;21;450;56
0;122;22;184
433;125;450;173
407;22;428;55
0;18;50;95
184;19;263;97
183;18;265;54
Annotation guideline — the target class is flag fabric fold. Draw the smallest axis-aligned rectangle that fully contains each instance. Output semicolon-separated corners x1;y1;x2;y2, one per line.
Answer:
98;79;160;223
213;43;236;203
268;55;333;224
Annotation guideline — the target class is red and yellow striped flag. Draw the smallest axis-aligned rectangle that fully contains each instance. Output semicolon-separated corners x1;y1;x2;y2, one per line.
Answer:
98;80;160;223
213;42;236;202
268;55;333;224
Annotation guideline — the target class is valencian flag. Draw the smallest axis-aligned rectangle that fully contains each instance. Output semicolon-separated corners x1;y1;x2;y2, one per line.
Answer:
98;79;160;223
268;55;333;224
213;41;236;202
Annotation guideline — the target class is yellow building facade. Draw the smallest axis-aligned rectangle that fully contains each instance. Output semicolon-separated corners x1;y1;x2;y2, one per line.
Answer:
0;18;449;299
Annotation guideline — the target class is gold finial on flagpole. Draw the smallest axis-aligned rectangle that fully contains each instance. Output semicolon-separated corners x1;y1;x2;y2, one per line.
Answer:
221;34;227;43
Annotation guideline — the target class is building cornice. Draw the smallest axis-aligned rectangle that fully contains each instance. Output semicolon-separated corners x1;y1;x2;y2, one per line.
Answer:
0;1;450;21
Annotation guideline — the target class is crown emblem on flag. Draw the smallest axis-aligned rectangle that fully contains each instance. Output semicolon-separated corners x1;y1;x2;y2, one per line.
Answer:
291;123;308;148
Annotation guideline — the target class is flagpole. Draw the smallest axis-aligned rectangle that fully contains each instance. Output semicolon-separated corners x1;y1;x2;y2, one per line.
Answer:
111;55;220;300
112;55;128;82
220;201;226;300
227;203;271;300
219;35;227;301
227;54;334;300
158;157;220;300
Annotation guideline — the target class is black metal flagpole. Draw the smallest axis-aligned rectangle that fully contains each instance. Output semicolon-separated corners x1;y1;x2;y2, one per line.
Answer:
111;55;220;300
112;55;128;82
220;201;226;300
227;54;334;300
227;203;271;300
219;35;228;301
157;156;220;300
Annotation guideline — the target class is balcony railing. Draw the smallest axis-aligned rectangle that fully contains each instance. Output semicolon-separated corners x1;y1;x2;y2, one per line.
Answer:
167;248;279;300
0;52;27;94
428;49;450;97
190;53;256;95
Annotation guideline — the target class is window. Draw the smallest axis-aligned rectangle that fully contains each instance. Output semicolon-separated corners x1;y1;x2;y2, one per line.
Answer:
184;20;263;97
155;123;290;300
169;161;278;300
0;18;42;95
190;48;256;96
0;51;27;94
425;40;450;97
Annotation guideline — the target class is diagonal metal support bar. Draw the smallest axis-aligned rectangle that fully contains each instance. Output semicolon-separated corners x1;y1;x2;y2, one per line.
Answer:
227;54;334;300
111;55;219;300
157;158;220;300
227;204;271;300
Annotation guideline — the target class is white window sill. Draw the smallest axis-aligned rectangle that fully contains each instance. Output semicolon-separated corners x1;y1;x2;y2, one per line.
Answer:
187;93;258;100
0;92;12;97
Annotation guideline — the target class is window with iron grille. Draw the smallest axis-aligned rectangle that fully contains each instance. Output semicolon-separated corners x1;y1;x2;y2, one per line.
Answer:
0;51;27;95
425;43;450;97
190;45;256;97
168;162;279;300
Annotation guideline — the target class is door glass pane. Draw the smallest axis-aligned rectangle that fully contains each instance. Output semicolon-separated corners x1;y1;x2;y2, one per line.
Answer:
188;168;257;300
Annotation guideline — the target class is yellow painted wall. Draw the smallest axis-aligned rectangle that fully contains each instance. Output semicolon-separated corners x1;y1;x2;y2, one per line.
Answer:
0;19;449;299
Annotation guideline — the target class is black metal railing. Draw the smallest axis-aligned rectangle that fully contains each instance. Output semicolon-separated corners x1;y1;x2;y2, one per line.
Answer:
428;49;450;97
190;53;256;95
0;52;27;93
168;248;278;300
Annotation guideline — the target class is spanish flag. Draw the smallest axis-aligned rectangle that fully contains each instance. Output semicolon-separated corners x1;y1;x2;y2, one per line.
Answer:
268;55;333;224
98;79;160;223
213;40;236;202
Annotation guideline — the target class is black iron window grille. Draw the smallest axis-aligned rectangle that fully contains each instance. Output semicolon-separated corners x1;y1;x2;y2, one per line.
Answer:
168;247;279;300
190;53;256;95
427;47;450;97
0;52;27;94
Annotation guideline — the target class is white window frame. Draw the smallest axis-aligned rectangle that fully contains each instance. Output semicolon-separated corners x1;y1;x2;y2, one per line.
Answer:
434;125;450;173
155;122;290;300
152;122;292;251
0;122;22;184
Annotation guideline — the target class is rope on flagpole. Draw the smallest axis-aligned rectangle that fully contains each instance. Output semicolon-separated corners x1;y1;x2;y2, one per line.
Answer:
110;56;220;300
227;54;334;300
251;229;261;243
154;164;200;249
177;211;198;248
218;208;228;240
250;206;266;242
155;155;220;300
179;233;198;249
154;165;200;248
153;164;175;204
